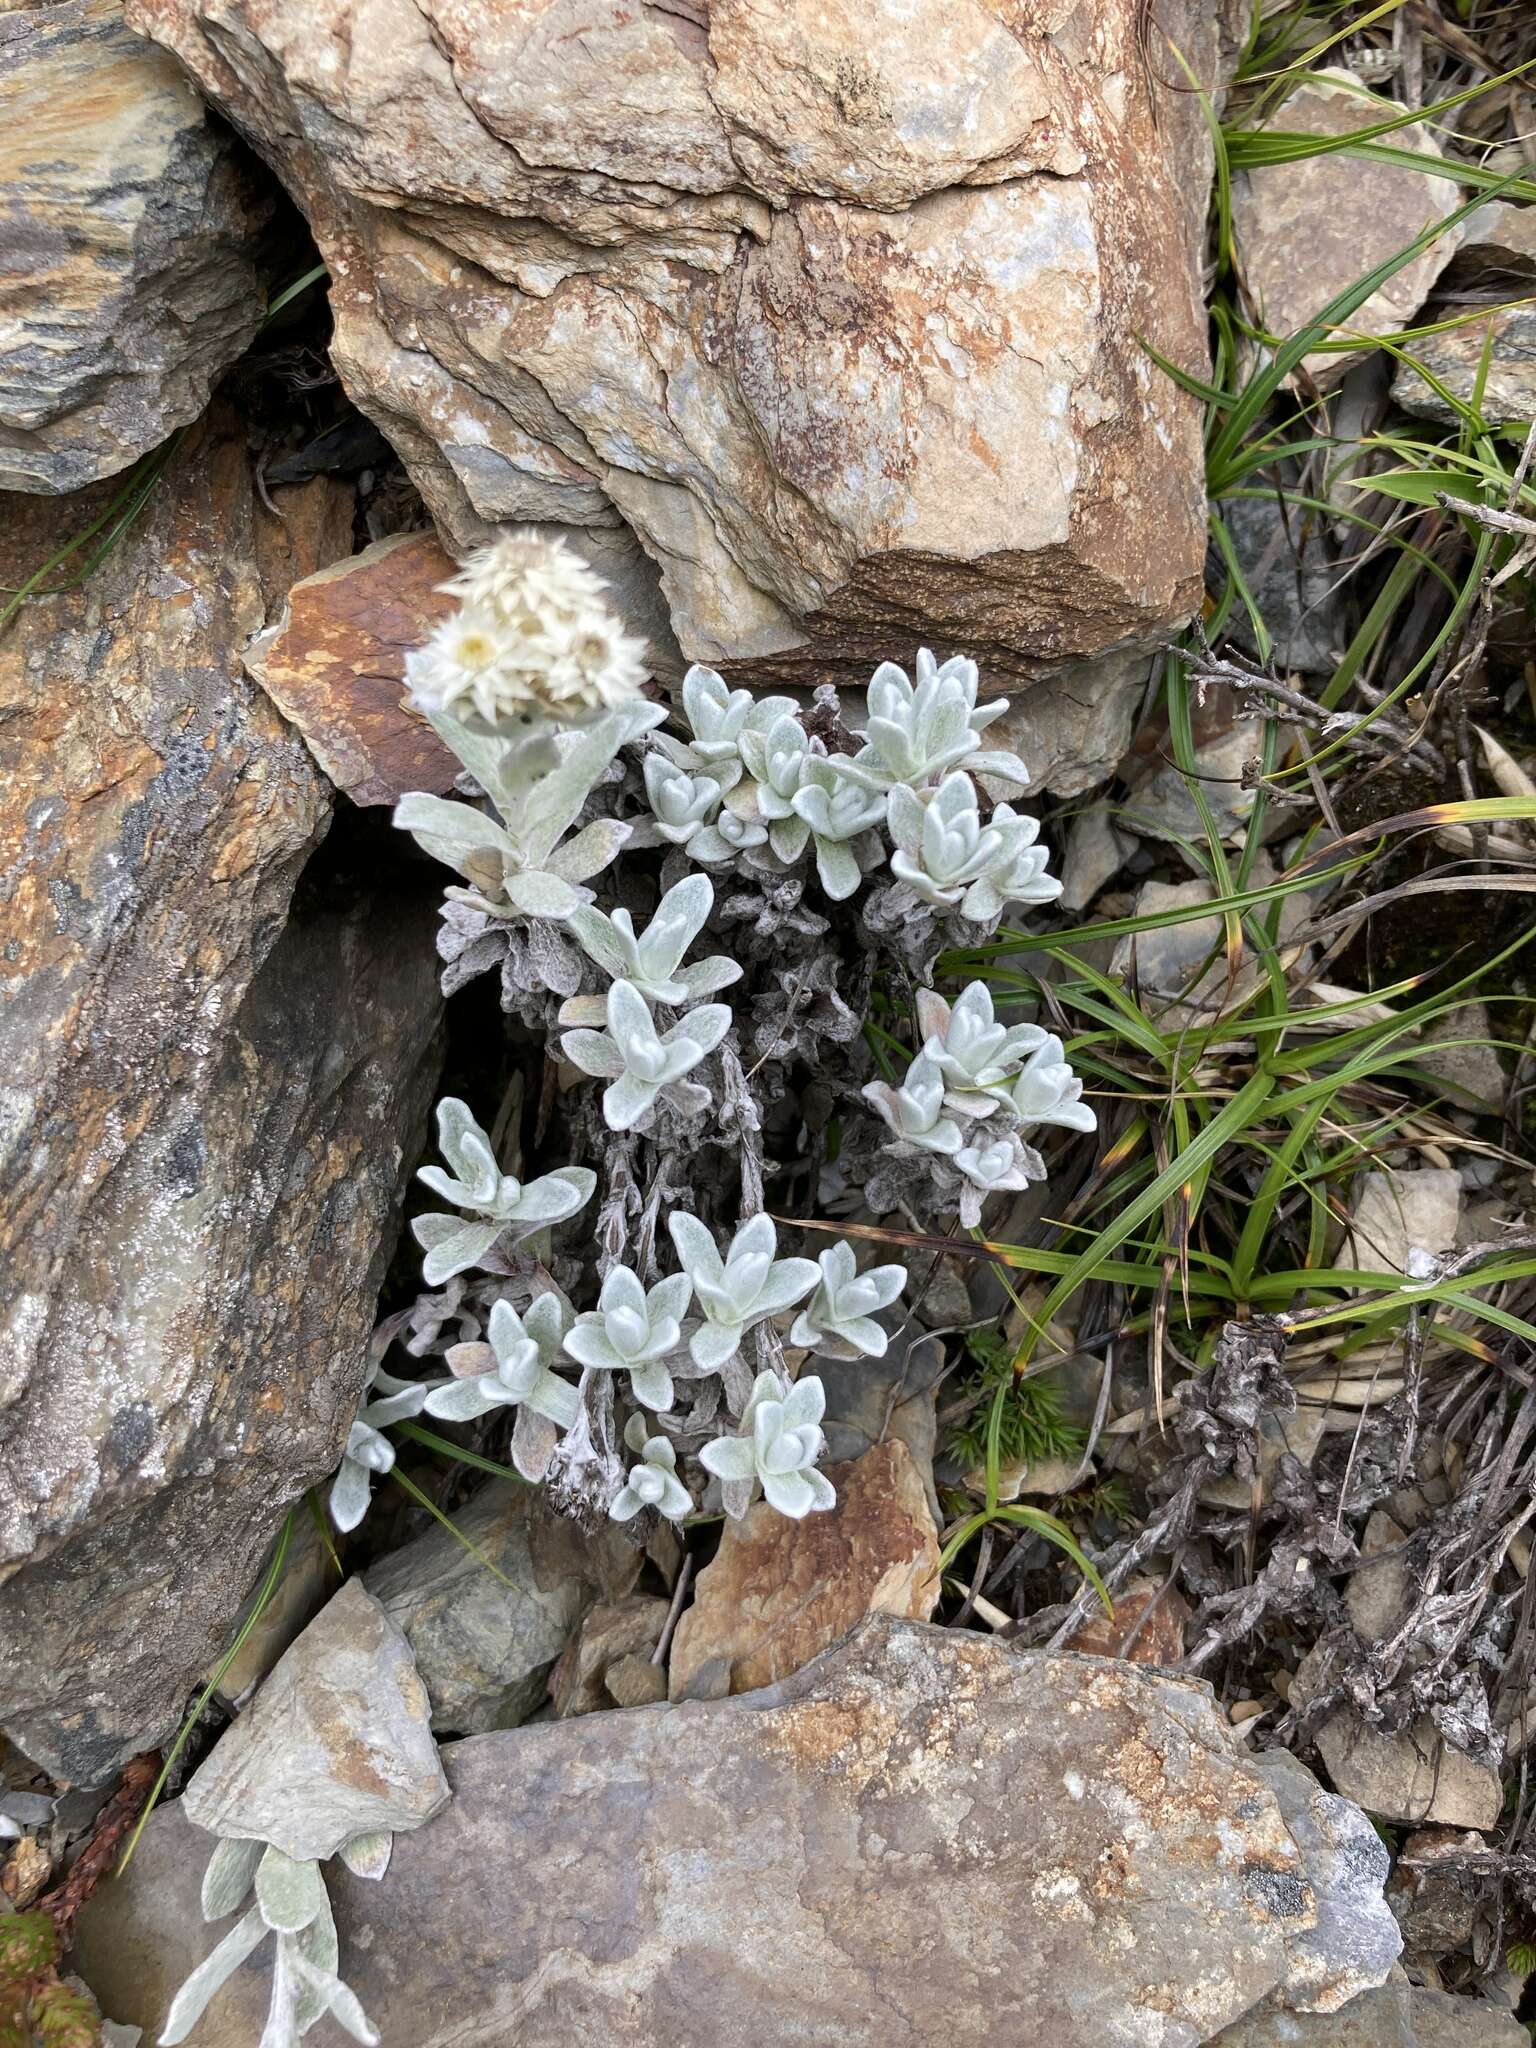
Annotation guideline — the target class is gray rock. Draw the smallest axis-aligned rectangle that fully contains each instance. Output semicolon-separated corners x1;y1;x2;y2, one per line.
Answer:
1347;1169;1463;1278
0;416;444;1782
1388;1828;1492;1957
1210;1979;1527;2045
1230;71;1464;387
181;1578;449;1863
0;0;270;493
208;1515;339;1708
74;1615;1402;2047
816;1324;943;1515
1413;1005;1505;1108
1393;305;1536;430
365;1481;641;1734
1221;491;1339;676
1059;804;1135;915
1244;1748;1402;2013
1314;1713;1502;1833
126;0;1223;700
551;1596;670;1719
1347;1512;1414;1646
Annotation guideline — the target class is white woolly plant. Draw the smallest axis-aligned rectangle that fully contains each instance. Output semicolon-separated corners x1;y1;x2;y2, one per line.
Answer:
160;1840;377;2048
563;1264;693;1411
787;757;887;900
328;1359;428;1533
668;1213;819;1371
395;532;665;924
1006;1035;1099;1135
887;773;1063;921
916;981;1048;1112
560;980;732;1132
641;753;725;849
609;1412;692;1524
565;873;740;1013
412;1097;596;1285
789;1242;907;1360
700;1369;836;1520
828;650;1031;794
861;1051;963;1159
423;1293;578;1483
651;665;796;793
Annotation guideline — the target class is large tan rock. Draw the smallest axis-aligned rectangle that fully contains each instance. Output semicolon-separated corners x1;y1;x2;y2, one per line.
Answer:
73;1617;1404;2047
126;0;1220;706
0;0;269;493
0;421;443;1780
668;1438;940;1699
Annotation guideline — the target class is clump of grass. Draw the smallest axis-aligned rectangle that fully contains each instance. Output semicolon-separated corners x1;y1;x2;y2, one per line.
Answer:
947;1334;1084;1473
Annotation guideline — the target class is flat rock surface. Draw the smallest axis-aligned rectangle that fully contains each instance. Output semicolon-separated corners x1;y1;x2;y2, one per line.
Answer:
182;1578;450;1862
1393;304;1536;430
1210;1980;1527;2045
0;0;269;492
244;530;463;805
670;1439;940;1699
1231;71;1463;384
75;1616;1401;2047
126;0;1220;702
366;1480;642;1734
0;419;443;1780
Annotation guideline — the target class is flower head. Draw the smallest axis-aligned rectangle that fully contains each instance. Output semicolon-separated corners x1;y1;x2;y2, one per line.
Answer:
699;1369;836;1519
408;532;649;729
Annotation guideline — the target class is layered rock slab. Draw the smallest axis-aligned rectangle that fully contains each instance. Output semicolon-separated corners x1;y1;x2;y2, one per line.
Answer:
0;0;269;493
0;422;443;1780
125;0;1219;695
74;1616;1401;2046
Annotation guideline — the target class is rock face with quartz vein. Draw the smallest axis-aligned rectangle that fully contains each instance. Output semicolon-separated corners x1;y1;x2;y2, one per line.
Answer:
74;1616;1401;2047
123;0;1223;698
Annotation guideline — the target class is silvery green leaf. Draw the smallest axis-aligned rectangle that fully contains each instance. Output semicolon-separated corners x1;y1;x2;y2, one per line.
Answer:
419;703;553;831
884;782;926;858
258;1937;301;2048
518;703;664;862
422;1376;502;1422
503;869;584;920
159;1906;269;2045
327;1455;375;1535
290;1886;340;2032
699;1369;835;1519
812;836;863;901
969;746;1032;789
673;955;742;1000
255;1847;327;1935
411;1213;504;1286
201;1835;264;1921
392;793;517;882
544;815;632;883
560;1027;628;1078
769;814;811;863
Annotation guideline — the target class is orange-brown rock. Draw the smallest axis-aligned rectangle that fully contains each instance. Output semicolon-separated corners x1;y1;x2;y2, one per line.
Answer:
0;0;270;493
125;0;1223;702
1067;1573;1191;1667
668;1438;939;1699
0;419;443;1781
245;530;462;805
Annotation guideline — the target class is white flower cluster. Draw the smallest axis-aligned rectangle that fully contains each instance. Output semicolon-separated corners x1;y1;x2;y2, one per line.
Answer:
637;650;1060;918
863;981;1097;1225
330;1101;909;1529
406;531;650;730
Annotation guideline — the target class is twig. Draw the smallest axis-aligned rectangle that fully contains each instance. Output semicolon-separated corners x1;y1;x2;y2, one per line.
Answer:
651;1553;694;1666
